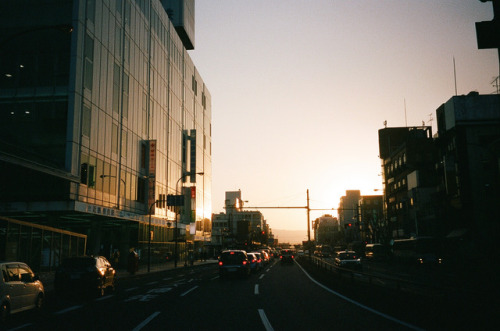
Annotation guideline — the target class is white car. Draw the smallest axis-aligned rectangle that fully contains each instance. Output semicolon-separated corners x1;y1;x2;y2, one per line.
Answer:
1;262;44;322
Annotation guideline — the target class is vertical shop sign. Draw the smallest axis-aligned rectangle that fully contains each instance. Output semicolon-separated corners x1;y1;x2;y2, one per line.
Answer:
148;140;157;213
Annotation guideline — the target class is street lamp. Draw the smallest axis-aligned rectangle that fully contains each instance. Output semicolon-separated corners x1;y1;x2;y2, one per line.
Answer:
174;171;204;268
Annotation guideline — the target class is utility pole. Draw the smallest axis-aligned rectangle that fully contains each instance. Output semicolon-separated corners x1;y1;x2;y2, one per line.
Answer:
307;189;311;242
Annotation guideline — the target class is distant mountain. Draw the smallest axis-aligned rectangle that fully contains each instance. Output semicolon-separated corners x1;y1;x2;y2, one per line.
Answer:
272;229;308;245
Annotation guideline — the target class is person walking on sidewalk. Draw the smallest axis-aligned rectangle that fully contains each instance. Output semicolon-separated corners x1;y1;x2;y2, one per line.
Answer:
128;248;138;274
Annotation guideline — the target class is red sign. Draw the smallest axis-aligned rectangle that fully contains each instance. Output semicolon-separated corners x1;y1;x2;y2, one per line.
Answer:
148;140;157;211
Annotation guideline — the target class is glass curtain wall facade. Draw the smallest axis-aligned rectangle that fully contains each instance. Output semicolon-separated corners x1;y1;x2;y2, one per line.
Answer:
75;0;212;216
0;0;211;261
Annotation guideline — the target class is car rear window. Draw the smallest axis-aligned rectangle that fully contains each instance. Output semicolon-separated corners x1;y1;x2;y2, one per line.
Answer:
61;257;96;267
338;253;357;259
220;252;246;263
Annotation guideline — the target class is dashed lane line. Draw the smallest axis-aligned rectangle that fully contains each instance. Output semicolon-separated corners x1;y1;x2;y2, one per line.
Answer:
132;311;161;331
258;309;274;331
180;285;199;297
54;305;83;315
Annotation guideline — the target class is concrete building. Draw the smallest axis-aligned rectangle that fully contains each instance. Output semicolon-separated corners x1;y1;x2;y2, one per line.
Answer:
211;191;267;250
338;190;361;243
0;0;211;270
357;195;384;244
378;127;436;239
313;214;338;245
435;92;500;253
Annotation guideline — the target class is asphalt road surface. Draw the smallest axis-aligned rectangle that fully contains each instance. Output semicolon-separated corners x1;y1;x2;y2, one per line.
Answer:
2;259;496;330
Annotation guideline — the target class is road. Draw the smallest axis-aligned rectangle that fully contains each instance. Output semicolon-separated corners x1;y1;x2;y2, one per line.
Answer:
2;258;496;330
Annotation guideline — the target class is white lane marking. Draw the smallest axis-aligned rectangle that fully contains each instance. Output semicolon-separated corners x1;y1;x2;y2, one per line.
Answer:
125;287;139;292
295;261;425;331
163;277;173;281
96;294;113;301
146;281;159;285
259;274;265;280
188;278;194;283
8;323;33;330
54;305;83;315
254;284;259;295
148;287;173;294
180;285;199;297
211;275;219;280
258;309;274;331
132;311;161;331
266;268;271;272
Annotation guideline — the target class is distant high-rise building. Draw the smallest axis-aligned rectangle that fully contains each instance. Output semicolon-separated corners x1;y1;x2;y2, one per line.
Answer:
0;0;211;267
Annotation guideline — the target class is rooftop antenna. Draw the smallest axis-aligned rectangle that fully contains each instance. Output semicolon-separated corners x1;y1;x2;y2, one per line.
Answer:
491;75;500;94
453;56;458;96
427;113;434;126
404;98;408;127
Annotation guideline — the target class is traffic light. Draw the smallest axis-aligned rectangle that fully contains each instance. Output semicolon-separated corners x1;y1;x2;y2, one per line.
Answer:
167;194;184;206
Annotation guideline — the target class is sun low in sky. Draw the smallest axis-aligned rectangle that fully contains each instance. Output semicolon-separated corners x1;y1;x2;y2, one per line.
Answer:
189;0;499;233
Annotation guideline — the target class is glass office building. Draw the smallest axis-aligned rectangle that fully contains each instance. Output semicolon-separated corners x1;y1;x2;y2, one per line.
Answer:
0;0;211;266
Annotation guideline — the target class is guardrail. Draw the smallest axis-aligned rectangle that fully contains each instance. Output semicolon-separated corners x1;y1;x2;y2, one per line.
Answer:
301;255;457;298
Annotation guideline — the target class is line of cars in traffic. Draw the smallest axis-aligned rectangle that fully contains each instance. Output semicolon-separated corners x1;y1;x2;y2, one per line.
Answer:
218;248;295;278
1;255;116;323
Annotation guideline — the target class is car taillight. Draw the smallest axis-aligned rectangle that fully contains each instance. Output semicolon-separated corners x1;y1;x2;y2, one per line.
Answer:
218;261;223;266
243;261;248;265
258;259;261;263
292;255;294;259
251;259;256;263
280;256;283;259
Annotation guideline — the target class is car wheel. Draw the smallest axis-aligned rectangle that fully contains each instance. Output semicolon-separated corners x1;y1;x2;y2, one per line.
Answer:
0;302;9;323
35;293;44;309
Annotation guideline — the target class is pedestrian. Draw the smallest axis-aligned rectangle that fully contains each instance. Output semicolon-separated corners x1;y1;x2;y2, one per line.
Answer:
128;248;138;274
113;249;120;267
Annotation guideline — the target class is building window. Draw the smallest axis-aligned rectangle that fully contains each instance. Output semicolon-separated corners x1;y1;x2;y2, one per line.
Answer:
192;75;197;95
121;130;127;157
80;154;96;188
84;33;94;90
82;104;91;137
112;123;118;154
113;63;120;113
86;0;95;23
123;72;129;118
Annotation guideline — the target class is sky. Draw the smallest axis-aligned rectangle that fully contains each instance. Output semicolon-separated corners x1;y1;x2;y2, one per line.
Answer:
188;0;499;239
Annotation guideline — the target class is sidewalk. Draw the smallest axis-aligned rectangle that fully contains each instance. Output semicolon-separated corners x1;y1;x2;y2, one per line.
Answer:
39;259;219;293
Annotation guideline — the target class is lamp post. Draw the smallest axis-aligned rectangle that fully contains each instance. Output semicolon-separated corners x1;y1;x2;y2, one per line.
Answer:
174;171;204;268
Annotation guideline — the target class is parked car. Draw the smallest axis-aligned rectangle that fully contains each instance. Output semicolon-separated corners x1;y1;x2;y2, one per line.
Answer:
218;250;251;278
54;256;116;297
280;249;295;263
334;251;362;271
246;253;261;273
0;262;44;322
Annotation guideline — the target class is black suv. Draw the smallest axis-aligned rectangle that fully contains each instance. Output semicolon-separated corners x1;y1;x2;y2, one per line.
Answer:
218;250;251;278
280;249;295;263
